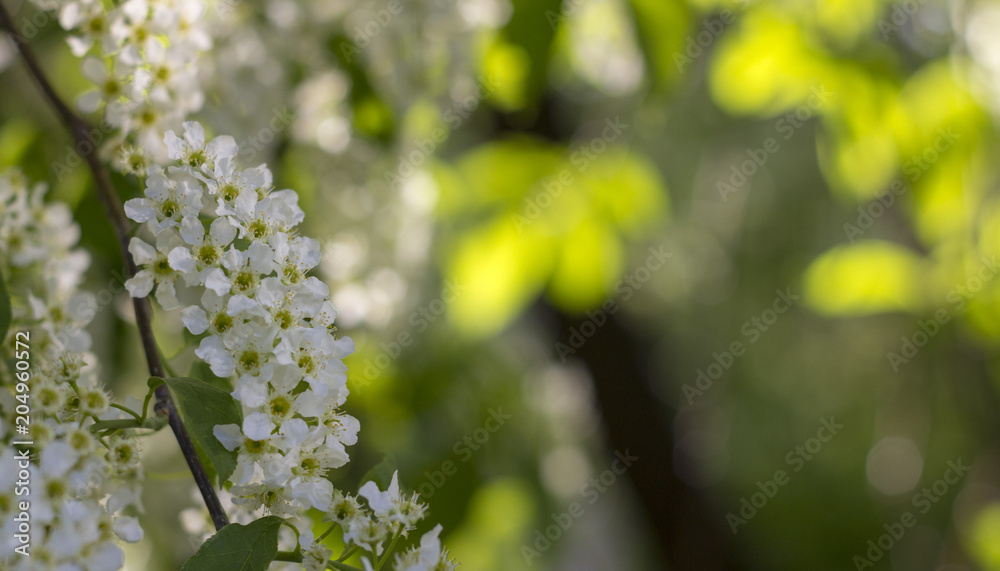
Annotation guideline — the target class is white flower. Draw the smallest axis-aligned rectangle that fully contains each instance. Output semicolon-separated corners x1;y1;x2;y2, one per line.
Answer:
359;471;400;519
238;190;304;241
125;231;185;309
229;484;297;517
124;167;202;233
164;121;206;164
237;277;312;330
288;474;334;512
169;216;237;286
40;441;79;478
165;121;238;169
112;516;143;542
213;424;243;452
322;490;362;529
270;233;320;285
227;323;278;379
324;412;360;448
205;241;275;296
76;57;133;113
213;424;279;485
27;288;94;351
154;0;211;52
273;326;352;396
0;170;146;571
298;530;333;571
180;290;233;336
115;144;151;175
242;411;276;442
393;525;457;571
195;157;271;221
344;514;389;555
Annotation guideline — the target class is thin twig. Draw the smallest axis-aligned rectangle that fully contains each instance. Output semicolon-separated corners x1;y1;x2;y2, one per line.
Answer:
0;1;229;530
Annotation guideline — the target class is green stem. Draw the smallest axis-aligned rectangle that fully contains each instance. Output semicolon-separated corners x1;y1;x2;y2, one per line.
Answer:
89;414;168;434
90;419;140;433
274;551;303;563
328;561;362;571
316;522;339;543
142;415;168;431
140;384;155;421
337;545;359;562
281;520;301;542
376;528;403;570
110;403;143;421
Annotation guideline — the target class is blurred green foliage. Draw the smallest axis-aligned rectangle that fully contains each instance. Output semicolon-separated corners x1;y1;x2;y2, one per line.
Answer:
5;0;1000;568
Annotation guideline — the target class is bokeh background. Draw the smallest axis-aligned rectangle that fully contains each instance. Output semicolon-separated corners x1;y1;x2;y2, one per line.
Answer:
4;0;1000;568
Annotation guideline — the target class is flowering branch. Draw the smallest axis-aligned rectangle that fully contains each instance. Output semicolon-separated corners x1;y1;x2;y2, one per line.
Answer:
0;0;229;530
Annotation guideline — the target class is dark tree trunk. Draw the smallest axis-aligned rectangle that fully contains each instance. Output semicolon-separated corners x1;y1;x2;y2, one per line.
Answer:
547;304;751;571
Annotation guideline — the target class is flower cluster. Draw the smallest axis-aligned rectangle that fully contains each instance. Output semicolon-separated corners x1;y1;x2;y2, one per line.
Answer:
124;121;357;516
124;124;459;569
28;0;212;168
326;471;456;571
0;170;144;571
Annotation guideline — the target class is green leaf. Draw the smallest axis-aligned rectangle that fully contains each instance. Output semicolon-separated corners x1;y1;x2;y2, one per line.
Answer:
0;268;10;343
156;376;242;487
360;455;398;491
181;516;283;571
626;0;689;90
187;358;236;393
192;438;219;492
804;240;924;316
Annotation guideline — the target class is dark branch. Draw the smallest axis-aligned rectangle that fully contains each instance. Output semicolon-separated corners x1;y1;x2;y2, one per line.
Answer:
0;1;229;530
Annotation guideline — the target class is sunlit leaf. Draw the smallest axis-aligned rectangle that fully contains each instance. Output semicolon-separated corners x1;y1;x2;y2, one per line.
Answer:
443;139;669;333
548;218;624;311
969;504;1000;570
709;8;833;116
804;241;924;315
625;0;688;89
448;479;536;570
447;217;557;336
582;148;667;236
